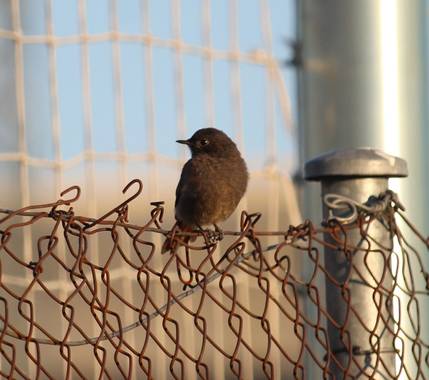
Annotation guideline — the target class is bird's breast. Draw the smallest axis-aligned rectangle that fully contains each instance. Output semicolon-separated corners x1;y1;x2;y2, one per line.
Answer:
175;154;248;227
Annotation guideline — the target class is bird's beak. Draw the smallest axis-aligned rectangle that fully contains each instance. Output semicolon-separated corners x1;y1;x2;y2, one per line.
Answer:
176;139;190;145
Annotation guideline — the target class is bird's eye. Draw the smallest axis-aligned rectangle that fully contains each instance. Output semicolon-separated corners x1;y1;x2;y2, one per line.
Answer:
200;139;209;146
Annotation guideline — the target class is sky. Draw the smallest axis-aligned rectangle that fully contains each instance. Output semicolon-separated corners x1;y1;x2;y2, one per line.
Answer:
1;0;297;171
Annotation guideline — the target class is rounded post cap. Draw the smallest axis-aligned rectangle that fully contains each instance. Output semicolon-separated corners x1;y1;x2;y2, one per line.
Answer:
304;148;408;181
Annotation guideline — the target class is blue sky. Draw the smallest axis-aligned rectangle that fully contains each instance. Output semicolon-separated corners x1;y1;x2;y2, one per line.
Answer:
6;0;297;170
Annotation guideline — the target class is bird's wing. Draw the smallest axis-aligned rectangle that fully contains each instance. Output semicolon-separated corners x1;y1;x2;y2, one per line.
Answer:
175;159;194;208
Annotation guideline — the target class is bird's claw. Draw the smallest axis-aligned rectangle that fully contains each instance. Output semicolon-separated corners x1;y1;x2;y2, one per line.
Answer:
213;224;224;241
204;228;223;244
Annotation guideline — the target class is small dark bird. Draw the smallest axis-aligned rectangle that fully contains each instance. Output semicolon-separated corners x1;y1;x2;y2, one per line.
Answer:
162;128;248;252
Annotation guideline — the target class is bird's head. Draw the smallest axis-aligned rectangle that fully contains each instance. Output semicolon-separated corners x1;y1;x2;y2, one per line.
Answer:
176;128;239;157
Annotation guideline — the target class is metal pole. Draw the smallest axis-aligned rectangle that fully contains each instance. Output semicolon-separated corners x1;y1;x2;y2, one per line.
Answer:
296;0;429;230
305;148;408;379
296;1;429;377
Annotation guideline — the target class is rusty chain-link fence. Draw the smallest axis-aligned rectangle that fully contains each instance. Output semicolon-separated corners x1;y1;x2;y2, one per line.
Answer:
0;178;428;379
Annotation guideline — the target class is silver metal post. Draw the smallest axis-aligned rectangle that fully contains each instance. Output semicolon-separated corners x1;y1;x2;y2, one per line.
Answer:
296;0;428;230
305;148;408;379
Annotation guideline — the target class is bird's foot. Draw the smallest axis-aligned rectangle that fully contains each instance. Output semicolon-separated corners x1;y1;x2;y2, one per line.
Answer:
214;224;224;241
204;230;218;244
196;224;223;245
204;225;223;244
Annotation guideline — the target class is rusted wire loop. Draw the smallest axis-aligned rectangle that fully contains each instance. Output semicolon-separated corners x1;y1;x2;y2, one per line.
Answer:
48;186;81;218
386;189;405;211
240;211;261;232
150;201;165;228
150;201;164;208
84;178;143;230
59;185;81;205
28;261;43;276
49;208;74;222
285;220;312;241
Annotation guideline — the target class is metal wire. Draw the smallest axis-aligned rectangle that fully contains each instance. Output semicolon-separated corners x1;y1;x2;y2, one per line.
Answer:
0;179;427;379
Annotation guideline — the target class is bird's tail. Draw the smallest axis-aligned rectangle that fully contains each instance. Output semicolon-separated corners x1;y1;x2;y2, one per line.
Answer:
161;224;196;254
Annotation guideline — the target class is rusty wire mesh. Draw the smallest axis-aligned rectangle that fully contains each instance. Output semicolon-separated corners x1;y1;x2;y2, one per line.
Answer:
0;178;428;379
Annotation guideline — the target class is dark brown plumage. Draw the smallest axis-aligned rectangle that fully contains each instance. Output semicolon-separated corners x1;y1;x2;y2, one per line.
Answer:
162;128;248;252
